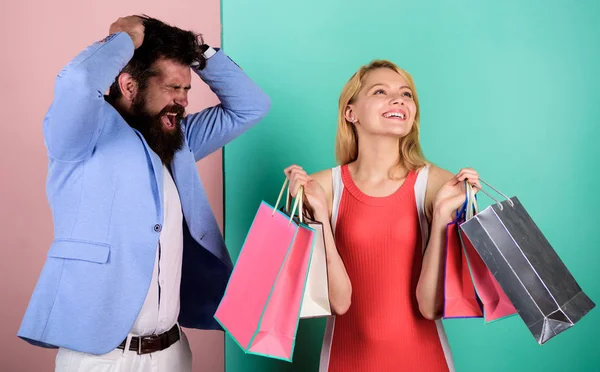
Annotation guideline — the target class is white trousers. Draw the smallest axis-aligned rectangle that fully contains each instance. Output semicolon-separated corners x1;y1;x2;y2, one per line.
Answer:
55;329;192;372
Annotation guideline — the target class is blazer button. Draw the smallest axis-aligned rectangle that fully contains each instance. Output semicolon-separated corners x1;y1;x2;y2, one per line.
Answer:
154;224;162;233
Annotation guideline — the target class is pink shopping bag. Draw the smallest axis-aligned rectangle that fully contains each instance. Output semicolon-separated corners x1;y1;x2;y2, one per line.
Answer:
443;218;483;319
214;182;316;362
460;231;517;322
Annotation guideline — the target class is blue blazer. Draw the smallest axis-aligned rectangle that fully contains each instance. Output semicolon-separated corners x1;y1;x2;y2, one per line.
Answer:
18;32;271;355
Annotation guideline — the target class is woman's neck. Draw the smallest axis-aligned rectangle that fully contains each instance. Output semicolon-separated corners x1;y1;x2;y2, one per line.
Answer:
350;135;406;182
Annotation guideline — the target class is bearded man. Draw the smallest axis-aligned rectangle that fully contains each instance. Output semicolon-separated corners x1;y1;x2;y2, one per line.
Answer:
18;15;271;372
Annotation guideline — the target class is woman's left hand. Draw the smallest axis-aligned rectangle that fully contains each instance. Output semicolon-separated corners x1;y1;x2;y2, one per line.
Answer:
433;167;481;223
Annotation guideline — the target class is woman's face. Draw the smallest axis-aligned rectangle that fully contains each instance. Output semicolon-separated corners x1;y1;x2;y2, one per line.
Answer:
346;68;417;138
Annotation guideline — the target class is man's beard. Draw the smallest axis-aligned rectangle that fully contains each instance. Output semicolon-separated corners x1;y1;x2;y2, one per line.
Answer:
125;94;185;165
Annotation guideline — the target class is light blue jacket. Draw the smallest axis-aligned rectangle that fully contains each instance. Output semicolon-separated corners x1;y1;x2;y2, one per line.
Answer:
18;32;271;355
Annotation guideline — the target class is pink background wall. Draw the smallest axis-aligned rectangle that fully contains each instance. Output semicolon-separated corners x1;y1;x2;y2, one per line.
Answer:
0;2;225;371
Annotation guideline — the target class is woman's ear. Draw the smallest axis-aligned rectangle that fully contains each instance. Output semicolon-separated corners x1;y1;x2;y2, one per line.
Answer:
345;105;357;124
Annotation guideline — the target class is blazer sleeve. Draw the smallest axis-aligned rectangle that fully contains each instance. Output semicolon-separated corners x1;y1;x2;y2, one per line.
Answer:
183;50;271;161
43;32;134;161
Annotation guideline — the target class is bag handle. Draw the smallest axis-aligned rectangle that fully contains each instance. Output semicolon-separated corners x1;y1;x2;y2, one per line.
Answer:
475;178;515;211
466;182;478;219
459;175;514;219
273;178;304;225
456;181;478;220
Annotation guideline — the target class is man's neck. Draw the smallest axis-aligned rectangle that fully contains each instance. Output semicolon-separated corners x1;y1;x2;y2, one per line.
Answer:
105;95;131;119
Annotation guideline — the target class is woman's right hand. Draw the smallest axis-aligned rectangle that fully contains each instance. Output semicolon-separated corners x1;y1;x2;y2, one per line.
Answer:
284;165;328;219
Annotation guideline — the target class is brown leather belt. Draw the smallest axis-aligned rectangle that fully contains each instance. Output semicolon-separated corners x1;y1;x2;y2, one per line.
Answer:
117;324;180;355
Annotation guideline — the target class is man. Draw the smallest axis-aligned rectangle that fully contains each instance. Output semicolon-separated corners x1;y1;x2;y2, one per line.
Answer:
18;15;271;371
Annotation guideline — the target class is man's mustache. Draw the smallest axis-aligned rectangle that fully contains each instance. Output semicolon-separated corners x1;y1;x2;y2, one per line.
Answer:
159;103;185;117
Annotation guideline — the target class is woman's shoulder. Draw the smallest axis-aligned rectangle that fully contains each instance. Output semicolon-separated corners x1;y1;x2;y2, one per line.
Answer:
424;163;453;184
310;167;335;191
419;163;454;220
412;162;452;182
310;167;339;214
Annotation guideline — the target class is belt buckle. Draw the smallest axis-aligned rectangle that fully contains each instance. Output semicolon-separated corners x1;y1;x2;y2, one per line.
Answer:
137;336;143;355
137;334;160;355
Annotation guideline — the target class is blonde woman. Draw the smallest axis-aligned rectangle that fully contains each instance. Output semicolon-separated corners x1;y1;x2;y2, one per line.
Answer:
284;60;480;372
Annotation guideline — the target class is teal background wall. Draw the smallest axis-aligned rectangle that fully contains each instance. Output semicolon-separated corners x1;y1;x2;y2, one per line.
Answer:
222;1;600;371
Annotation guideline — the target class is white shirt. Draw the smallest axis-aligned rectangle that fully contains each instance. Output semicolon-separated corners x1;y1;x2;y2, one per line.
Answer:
130;46;216;337
131;165;184;336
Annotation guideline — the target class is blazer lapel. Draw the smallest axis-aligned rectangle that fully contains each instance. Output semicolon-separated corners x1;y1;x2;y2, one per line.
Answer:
171;143;194;223
133;130;164;219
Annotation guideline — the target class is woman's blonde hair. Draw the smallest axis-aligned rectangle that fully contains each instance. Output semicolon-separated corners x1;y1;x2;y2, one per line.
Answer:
335;60;427;171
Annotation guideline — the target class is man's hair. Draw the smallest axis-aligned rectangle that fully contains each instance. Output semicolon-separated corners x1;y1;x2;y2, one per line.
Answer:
108;15;207;100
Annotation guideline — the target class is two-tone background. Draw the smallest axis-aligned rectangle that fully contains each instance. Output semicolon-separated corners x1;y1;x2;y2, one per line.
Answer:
2;0;599;371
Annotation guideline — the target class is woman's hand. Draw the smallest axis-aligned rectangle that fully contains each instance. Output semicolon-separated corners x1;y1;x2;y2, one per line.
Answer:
284;164;328;219
433;167;481;223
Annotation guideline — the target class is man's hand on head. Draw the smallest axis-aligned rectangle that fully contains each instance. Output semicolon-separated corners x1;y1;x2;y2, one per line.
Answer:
108;16;145;49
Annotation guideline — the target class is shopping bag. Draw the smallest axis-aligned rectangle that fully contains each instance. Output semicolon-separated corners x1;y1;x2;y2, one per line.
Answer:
299;219;331;319
459;183;517;323
214;181;316;361
459;179;596;344
282;190;332;319
443;198;483;318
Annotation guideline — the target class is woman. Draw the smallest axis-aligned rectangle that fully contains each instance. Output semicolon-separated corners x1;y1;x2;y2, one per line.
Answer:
284;60;480;372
